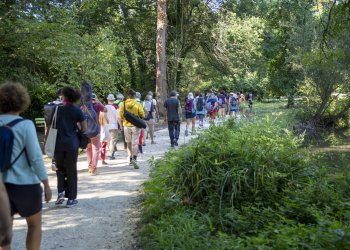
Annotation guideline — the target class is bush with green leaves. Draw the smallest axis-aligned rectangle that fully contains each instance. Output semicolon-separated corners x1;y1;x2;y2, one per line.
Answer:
140;118;350;249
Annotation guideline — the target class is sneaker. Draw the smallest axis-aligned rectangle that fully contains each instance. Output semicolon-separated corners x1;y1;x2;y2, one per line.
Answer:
131;160;139;169
151;141;156;144
142;143;146;146
108;156;115;160
185;130;188;136
128;157;133;165
174;140;179;147
55;193;65;205
170;143;174;148
66;199;78;208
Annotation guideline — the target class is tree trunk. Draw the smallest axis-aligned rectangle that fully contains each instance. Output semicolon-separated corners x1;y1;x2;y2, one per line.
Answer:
156;0;167;118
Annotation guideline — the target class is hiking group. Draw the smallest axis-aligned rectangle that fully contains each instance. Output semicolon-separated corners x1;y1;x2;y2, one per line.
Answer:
164;89;253;147
0;81;159;250
0;81;253;250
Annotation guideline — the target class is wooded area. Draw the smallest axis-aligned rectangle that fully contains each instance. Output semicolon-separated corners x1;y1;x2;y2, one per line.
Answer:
1;0;349;127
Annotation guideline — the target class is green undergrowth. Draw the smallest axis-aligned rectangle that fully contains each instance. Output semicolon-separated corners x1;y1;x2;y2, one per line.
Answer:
140;115;350;249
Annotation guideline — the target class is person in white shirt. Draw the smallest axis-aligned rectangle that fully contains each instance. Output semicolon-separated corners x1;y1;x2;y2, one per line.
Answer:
105;94;119;160
148;91;158;123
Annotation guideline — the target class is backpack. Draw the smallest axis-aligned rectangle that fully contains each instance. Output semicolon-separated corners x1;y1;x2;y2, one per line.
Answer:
230;97;238;107
0;119;27;172
218;95;225;105
206;99;214;111
81;82;100;138
185;99;194;113
196;97;204;111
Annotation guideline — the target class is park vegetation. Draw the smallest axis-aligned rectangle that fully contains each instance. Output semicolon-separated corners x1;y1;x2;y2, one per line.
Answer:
1;0;349;129
140;103;350;249
1;1;350;247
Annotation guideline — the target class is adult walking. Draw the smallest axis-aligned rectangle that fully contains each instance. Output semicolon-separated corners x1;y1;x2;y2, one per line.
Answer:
195;93;206;128
143;94;156;144
105;94;119;160
119;89;145;169
0;82;52;250
85;93;103;175
54;86;87;208
184;92;196;136
114;93;127;150
164;90;182;147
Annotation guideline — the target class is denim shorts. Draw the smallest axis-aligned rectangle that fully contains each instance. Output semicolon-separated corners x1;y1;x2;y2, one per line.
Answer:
5;183;42;217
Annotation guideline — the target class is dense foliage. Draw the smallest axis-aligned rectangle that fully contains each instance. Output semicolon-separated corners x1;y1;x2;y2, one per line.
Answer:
141;112;350;249
1;1;349;124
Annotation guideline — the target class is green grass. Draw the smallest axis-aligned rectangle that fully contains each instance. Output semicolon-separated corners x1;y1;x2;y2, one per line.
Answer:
139;101;350;250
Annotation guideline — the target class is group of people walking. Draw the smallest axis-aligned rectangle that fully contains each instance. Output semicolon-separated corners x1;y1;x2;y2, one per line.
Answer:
0;81;253;249
0;81;159;249
163;90;253;147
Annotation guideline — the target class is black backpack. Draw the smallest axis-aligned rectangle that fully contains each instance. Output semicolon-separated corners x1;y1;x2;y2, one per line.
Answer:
196;97;204;111
0;119;28;172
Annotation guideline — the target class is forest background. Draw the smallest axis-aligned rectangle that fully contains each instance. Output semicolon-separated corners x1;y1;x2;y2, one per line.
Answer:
0;0;349;131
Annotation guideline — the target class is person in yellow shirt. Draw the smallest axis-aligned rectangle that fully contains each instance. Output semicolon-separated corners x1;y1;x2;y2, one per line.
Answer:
119;89;145;169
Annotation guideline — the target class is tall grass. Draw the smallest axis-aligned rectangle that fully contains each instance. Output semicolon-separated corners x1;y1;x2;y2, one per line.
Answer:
140;107;350;249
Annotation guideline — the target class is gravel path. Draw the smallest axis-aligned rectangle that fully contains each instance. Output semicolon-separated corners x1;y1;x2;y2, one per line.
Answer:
10;122;201;250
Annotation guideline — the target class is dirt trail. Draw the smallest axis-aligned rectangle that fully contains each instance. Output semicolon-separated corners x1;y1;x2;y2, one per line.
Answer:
11;123;199;250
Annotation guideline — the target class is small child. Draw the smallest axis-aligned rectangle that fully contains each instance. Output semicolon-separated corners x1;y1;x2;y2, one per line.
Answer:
99;110;110;166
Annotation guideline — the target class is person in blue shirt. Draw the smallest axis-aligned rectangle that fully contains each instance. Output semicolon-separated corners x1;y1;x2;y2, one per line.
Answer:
0;82;52;250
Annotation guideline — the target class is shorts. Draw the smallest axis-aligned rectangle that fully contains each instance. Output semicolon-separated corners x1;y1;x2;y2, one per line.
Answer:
5;183;42;217
230;107;238;112
219;104;226;109
185;112;196;119
124;126;140;144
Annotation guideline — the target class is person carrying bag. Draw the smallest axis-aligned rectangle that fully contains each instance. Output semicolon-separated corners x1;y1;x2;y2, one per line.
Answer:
119;89;145;169
45;106;58;158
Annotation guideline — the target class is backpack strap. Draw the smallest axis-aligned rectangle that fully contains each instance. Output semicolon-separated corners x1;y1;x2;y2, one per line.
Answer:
6;118;25;127
5;119;31;167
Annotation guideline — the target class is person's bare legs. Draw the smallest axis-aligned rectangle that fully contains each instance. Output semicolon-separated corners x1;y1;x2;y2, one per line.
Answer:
191;117;196;133
0;217;12;250
126;142;132;159
26;211;42;250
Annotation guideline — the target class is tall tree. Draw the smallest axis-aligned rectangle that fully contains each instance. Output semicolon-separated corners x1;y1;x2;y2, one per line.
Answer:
156;0;167;116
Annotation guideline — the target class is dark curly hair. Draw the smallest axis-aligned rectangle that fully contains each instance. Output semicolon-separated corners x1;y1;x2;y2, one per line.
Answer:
0;82;30;114
61;86;81;103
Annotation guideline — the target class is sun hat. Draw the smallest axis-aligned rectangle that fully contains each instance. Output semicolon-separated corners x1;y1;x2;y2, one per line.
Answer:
107;94;115;101
116;93;124;100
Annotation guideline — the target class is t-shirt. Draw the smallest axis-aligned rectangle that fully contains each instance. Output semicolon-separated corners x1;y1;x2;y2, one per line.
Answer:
93;102;105;118
105;104;119;129
55;104;85;151
164;98;180;122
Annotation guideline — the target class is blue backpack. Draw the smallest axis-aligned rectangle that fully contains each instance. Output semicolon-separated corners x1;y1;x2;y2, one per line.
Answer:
0;119;28;172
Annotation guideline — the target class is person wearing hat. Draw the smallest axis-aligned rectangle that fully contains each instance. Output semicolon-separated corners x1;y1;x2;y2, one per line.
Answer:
105;94;120;160
148;91;159;123
143;94;156;144
164;90;182;147
114;93;124;108
119;89;145;169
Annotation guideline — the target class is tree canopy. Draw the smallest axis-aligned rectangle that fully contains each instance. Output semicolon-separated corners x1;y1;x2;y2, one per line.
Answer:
1;0;349;127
